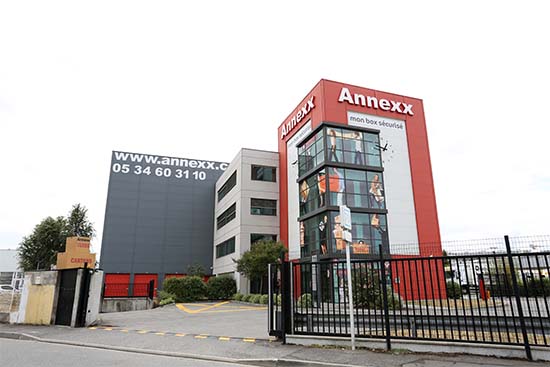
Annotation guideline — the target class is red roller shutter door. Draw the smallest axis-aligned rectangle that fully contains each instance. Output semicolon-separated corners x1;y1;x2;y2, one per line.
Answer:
104;273;131;297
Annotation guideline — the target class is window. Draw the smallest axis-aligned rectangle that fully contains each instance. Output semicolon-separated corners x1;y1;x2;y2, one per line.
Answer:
251;165;276;182
298;130;324;176
299;213;329;258
217;203;236;229
325;167;385;209
299;169;325;216
251;233;277;246
216;237;235;258
250;198;277;216
218;171;237;202
326;127;381;167
330;211;388;255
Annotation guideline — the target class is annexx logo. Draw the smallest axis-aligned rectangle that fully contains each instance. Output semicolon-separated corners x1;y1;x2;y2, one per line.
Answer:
280;96;315;140
338;87;414;116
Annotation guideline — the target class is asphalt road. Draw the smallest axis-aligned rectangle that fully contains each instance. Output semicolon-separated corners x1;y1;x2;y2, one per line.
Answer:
0;339;254;367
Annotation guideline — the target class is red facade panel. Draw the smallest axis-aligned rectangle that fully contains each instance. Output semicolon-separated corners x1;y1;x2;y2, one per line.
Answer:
133;273;158;297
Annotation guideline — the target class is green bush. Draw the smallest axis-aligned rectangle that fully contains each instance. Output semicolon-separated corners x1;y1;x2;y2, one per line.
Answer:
446;281;462;299
159;297;175;306
206;276;237;300
233;293;243;301
163;277;183;298
250;294;261;303
520;278;550;297
158;290;177;302
296;293;312;308
260;294;269;304
162;276;206;302
352;268;401;310
241;294;252;303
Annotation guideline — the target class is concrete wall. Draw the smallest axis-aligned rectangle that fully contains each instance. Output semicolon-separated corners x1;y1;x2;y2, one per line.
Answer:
86;270;104;325
16;271;58;325
213;148;279;293
101;298;153;313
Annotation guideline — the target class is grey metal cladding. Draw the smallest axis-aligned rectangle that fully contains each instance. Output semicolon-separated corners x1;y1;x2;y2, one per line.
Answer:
100;151;227;275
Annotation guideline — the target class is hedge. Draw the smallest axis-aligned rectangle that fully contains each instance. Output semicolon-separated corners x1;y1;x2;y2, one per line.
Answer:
206;276;237;300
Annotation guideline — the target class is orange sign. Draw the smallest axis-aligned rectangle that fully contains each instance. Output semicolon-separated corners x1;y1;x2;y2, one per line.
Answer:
56;237;96;269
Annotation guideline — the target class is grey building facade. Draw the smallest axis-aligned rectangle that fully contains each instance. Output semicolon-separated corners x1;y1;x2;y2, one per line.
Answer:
212;148;280;293
100;151;227;290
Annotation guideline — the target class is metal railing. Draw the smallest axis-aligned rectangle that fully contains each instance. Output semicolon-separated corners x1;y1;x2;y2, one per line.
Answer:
270;235;550;360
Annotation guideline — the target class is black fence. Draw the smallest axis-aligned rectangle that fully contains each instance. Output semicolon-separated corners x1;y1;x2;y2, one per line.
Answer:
269;235;550;360
103;281;154;299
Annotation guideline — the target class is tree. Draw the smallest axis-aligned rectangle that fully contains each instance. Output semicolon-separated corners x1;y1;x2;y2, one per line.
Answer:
235;240;286;293
17;204;95;271
18;216;68;271
66;203;95;237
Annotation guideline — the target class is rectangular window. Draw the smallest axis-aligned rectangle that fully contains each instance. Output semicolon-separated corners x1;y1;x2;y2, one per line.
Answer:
250;233;277;246
218;171;237;202
216;237;235;258
217;203;236;229
251;165;276;182
250;198;277;216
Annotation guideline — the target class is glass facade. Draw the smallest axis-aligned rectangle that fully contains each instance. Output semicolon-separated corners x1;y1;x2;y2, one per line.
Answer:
297;130;325;176
325;127;381;167
297;124;388;259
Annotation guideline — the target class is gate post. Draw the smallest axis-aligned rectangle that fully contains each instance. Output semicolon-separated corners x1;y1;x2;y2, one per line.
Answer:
379;245;391;351
280;260;292;344
504;235;532;360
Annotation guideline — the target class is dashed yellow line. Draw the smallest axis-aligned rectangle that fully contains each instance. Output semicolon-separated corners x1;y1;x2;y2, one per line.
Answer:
87;327;272;345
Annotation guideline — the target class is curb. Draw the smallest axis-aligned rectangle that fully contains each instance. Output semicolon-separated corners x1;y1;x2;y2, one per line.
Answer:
0;331;362;367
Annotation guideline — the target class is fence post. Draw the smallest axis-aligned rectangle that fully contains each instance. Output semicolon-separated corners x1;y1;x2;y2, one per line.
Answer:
504;235;532;361
379;245;391;351
148;279;155;300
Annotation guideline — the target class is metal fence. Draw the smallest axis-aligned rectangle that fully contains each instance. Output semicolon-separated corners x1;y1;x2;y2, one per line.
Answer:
269;235;550;360
103;282;154;298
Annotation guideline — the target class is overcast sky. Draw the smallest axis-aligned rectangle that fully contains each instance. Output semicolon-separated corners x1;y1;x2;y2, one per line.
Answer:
1;1;549;253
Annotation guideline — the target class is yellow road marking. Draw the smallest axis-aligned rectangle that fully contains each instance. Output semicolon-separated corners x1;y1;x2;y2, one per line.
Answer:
120;329;129;333
155;332;165;336
243;338;255;343
176;301;230;314
88;327;97;330
219;336;230;341
194;335;208;339
103;328;113;331
175;333;186;337
137;330;148;334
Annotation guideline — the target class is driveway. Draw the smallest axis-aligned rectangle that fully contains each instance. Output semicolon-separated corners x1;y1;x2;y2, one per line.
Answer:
97;301;269;340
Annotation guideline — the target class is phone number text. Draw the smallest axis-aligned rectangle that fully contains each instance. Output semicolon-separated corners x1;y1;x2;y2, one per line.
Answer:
112;163;207;180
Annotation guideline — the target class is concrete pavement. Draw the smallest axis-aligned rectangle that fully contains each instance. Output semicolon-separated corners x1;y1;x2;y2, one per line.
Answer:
0;303;547;366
